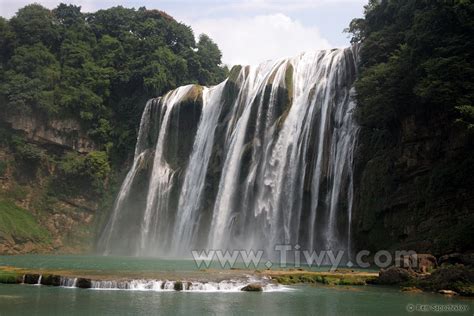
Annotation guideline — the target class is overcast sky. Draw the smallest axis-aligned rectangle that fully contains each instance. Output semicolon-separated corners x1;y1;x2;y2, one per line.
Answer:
0;0;366;66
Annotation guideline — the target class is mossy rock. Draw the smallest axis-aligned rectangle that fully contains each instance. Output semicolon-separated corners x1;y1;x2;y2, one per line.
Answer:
228;65;243;84
0;200;51;244
0;270;21;284
163;85;203;170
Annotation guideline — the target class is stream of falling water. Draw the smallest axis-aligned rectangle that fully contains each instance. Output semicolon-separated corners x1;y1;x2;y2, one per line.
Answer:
99;47;358;258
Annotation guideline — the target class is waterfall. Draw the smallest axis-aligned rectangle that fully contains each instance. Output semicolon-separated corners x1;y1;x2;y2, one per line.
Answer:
99;46;358;258
171;82;226;254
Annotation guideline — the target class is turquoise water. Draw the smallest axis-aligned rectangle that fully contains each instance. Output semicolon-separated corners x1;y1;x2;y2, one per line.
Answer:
0;255;472;315
0;254;377;273
0;283;472;315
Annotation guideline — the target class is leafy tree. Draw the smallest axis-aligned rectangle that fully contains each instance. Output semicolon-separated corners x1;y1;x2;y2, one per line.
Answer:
1;43;60;114
347;0;474;130
0;4;228;167
196;34;228;84
9;4;59;49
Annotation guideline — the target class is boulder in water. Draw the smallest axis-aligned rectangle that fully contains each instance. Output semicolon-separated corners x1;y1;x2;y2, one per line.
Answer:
174;281;183;291
76;278;92;288
241;283;263;292
40;274;61;286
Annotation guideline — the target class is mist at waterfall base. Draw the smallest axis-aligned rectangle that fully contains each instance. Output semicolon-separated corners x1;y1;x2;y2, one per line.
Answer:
98;46;359;260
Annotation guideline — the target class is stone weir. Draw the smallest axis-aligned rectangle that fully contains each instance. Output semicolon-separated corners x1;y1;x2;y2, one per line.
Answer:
0;266;379;293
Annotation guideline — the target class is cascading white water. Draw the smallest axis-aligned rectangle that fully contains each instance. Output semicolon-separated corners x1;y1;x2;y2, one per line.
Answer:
72;278;289;292
99;100;154;254
138;85;195;254
99;46;358;258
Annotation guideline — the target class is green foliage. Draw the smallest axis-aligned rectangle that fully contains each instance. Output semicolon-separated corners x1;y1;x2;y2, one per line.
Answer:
2;43;60;114
56;151;110;196
456;105;474;131
83;151;111;191
9;4;59;48
10;136;45;164
348;0;474;130
0;199;51;242
0;4;228;164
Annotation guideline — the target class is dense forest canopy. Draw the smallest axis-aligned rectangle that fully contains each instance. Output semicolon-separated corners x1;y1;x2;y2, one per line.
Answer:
0;4;228;164
346;0;474;131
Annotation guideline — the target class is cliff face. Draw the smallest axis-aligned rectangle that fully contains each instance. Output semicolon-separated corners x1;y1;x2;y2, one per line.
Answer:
352;110;474;256
1;112;96;153
0;113;105;255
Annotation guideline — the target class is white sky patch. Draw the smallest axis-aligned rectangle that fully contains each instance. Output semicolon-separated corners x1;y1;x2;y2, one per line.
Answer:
192;13;331;66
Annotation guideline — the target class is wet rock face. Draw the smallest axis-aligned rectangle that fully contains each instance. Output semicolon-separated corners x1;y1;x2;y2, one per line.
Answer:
396;254;437;274
76;278;92;288
40;275;61;286
174;281;183;291
24;274;41;284
163;86;203;170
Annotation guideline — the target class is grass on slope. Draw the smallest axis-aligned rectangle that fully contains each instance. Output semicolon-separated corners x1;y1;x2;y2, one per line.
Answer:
0;199;50;243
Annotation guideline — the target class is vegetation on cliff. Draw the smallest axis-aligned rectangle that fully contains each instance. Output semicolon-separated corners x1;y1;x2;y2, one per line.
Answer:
347;0;474;254
0;4;227;253
0;4;228;162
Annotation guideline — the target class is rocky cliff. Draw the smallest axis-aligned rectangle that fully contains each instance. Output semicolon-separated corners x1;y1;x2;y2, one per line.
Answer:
1;112;96;153
0;113;108;254
352;110;474;256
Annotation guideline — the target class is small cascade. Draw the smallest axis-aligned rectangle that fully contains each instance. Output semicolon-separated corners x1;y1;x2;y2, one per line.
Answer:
36;275;42;285
89;278;288;292
60;277;78;288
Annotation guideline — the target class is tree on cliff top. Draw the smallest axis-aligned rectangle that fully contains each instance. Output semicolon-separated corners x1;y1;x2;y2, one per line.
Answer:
0;4;228;164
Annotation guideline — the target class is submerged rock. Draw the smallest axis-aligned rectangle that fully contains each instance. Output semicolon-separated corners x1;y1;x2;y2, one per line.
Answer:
241;283;263;292
401;286;422;293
